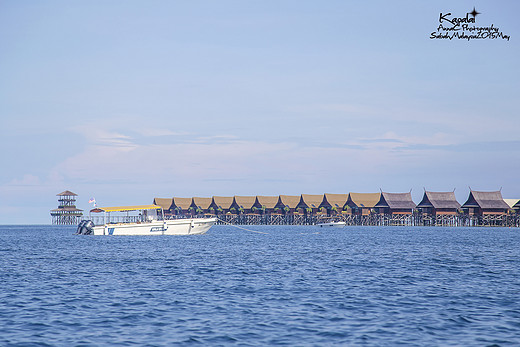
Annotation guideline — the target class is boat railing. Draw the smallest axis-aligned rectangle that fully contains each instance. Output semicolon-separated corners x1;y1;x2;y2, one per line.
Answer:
91;215;144;226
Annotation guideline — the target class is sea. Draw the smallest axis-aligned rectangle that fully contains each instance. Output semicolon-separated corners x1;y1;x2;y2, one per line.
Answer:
1;225;520;346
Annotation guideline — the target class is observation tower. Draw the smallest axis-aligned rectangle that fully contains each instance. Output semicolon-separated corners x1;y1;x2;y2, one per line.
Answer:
50;190;83;225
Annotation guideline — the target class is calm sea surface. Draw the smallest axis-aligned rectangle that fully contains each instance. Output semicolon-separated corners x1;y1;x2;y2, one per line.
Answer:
1;225;520;346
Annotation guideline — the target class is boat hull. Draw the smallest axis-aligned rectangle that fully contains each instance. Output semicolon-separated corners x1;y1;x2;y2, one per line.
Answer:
92;218;216;236
316;221;346;228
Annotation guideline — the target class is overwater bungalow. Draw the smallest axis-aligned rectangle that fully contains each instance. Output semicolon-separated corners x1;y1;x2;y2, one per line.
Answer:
344;193;380;215
171;197;193;215
275;195;300;214
210;196;234;214
191;197;213;215
297;194;325;214
231;196;257;214
375;192;416;215
504;199;520;214
416;191;461;216
461;190;510;215
253;196;279;214
319;193;348;215
153;198;173;215
513;200;520;214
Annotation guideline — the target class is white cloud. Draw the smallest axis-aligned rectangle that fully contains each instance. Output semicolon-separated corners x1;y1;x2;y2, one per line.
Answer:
7;174;41;186
136;128;189;137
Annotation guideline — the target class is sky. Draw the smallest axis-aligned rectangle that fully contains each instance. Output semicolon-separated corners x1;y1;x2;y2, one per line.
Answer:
0;1;519;224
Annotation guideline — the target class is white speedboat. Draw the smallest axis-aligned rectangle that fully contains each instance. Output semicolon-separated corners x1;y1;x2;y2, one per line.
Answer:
316;221;346;228
77;205;216;235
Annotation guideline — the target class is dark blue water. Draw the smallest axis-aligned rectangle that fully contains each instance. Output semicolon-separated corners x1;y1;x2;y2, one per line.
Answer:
1;225;520;346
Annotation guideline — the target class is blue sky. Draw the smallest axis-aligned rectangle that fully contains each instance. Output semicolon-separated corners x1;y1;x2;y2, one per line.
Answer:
0;1;518;224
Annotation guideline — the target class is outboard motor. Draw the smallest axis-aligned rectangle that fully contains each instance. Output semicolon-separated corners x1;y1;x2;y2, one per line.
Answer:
76;220;95;235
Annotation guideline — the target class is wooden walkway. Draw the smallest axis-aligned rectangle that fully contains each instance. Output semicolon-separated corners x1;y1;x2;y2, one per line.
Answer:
208;214;520;228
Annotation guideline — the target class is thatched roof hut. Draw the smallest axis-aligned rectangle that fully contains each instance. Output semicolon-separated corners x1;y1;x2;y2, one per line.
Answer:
191;197;213;213
275;195;300;213
344;193;379;215
171;197;193;212
301;194;324;207
375;192;416;214
461;190;509;215
346;193;380;209
232;196;256;213
416;191;460;215
254;196;279;210
210;196;234;212
297;194;324;211
320;193;348;211
153;198;173;211
513;200;520;213
504;199;520;209
278;195;300;208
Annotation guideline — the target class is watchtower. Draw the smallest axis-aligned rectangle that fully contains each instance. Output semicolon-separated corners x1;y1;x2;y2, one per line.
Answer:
50;190;83;225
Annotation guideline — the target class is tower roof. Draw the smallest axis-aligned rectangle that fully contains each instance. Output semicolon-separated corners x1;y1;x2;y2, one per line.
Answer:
57;190;78;196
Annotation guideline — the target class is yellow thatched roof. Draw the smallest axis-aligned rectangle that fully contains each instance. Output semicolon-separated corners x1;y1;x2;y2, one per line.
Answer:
212;196;234;209
192;197;212;209
172;197;193;210
348;193;381;208
300;194;324;208
504;199;520;208
234;196;256;208
153;198;173;210
255;196;279;208
278;195;300;208
322;193;348;208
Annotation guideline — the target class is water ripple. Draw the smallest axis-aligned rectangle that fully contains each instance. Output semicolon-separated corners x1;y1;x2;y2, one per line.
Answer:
1;225;520;345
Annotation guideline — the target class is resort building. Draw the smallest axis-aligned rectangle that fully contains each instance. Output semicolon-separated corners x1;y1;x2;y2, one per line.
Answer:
297;194;324;214
253;196;279;214
171;197;193;215
319;193;349;215
504;199;520;214
375;192;416;215
50;190;83;225
513;200;520;214
416;191;461;216
275;195;300;214
231;196;257;214
152;197;193;216
209;196;234;214
153;198;173;215
191;197;213;214
461;190;510;215
344;193;380;215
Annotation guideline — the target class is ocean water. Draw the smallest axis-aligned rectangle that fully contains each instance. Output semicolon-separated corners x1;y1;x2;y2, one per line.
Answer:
1;225;520;346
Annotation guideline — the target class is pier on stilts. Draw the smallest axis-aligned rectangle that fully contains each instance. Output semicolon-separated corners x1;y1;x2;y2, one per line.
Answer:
202;213;520;228
152;190;520;228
